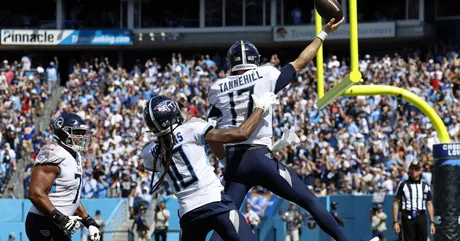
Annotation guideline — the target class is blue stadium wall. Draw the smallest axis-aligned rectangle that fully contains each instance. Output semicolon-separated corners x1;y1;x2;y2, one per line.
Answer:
0;199;125;241
0;195;433;241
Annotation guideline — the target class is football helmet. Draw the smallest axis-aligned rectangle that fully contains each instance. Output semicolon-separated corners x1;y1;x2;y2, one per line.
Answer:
52;113;90;152
143;96;184;137
226;40;261;72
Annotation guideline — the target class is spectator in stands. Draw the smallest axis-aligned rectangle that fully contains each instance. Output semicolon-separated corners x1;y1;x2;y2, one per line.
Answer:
280;202;302;241
291;6;302;25
330;201;344;227
21;119;35;158
134;205;150;241
154;201;169;241
7;187;15;199
121;173;136;198
370;204;387;241
243;203;261;231
139;185;152;206
46;57;58;92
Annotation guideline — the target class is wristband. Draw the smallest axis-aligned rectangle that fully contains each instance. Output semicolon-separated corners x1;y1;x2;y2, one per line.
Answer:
82;215;100;229
51;209;68;226
393;221;398;224
317;31;328;41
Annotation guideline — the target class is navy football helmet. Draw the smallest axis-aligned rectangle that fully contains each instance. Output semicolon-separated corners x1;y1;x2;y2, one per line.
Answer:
226;40;261;72
143;96;184;137
52;113;90;152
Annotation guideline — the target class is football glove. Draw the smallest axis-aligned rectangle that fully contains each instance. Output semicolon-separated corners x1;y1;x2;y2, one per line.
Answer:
88;225;101;241
208;118;218;128
270;127;300;153
82;215;101;241
251;92;279;113
51;209;82;235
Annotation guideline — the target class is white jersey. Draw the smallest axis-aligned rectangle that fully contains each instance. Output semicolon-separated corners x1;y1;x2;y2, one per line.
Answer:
141;118;224;217
29;143;83;217
207;64;280;147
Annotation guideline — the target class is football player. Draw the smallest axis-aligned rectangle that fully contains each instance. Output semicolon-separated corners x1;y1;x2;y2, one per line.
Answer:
26;113;101;241
206;18;357;241
140;92;278;241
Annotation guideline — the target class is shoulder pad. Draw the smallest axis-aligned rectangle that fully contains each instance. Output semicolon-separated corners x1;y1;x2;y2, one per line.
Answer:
260;63;275;67
186;117;207;124
35;144;65;165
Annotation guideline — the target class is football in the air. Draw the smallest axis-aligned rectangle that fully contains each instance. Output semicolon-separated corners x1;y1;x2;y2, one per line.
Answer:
314;0;343;23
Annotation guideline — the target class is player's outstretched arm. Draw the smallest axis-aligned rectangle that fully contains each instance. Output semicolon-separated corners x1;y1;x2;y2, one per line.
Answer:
204;92;278;144
290;17;344;74
205;108;264;143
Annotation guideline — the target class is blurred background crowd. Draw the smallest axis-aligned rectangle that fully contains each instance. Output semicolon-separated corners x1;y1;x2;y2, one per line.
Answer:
1;43;459;217
0;56;56;195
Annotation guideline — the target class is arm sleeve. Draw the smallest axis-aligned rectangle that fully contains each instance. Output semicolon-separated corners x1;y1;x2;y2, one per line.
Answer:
34;146;64;166
395;181;405;200
425;183;432;201
274;63;297;94
191;118;214;145
140;142;157;172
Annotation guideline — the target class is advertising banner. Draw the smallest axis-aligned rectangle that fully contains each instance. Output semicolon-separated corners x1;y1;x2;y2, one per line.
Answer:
1;29;132;45
433;143;460;241
273;22;396;42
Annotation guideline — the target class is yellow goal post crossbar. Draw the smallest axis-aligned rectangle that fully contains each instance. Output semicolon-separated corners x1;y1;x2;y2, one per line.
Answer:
313;0;450;144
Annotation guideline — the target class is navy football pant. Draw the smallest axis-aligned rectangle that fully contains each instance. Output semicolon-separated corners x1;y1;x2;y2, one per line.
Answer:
25;212;71;241
210;145;349;241
180;192;257;241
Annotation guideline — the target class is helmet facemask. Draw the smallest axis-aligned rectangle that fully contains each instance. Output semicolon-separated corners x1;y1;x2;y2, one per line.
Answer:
61;126;90;152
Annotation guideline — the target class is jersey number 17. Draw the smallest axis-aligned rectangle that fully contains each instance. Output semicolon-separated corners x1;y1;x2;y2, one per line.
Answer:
228;86;255;125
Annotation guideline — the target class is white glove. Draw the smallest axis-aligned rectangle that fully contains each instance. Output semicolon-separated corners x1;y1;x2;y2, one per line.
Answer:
208;118;217;128
88;225;101;241
251;92;279;113
62;216;82;234
270;127;301;153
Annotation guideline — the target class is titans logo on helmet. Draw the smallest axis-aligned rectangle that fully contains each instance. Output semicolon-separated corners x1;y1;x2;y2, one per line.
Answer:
54;117;64;129
155;100;177;112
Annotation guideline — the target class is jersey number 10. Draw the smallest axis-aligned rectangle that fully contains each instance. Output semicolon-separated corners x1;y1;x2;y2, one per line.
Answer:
150;144;198;192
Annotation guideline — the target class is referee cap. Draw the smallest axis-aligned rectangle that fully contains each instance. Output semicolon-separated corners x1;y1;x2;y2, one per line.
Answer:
409;160;421;169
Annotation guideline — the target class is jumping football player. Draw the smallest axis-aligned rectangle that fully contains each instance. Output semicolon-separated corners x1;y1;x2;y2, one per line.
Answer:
206;18;357;241
140;92;278;241
26;113;101;241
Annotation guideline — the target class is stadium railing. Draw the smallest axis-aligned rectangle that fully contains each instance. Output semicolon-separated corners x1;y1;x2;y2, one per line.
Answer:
104;198;129;241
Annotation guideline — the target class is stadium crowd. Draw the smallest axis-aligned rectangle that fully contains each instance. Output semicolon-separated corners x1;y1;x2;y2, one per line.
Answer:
0;56;56;195
2;44;459;216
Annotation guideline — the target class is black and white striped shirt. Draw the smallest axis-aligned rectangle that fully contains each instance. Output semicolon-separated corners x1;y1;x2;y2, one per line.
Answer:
395;178;432;211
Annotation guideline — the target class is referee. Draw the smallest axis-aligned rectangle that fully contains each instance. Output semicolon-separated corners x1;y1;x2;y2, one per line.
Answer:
393;160;436;241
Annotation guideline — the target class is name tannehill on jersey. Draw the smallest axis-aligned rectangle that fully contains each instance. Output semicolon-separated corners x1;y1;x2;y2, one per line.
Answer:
218;70;264;92
29;144;83;217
